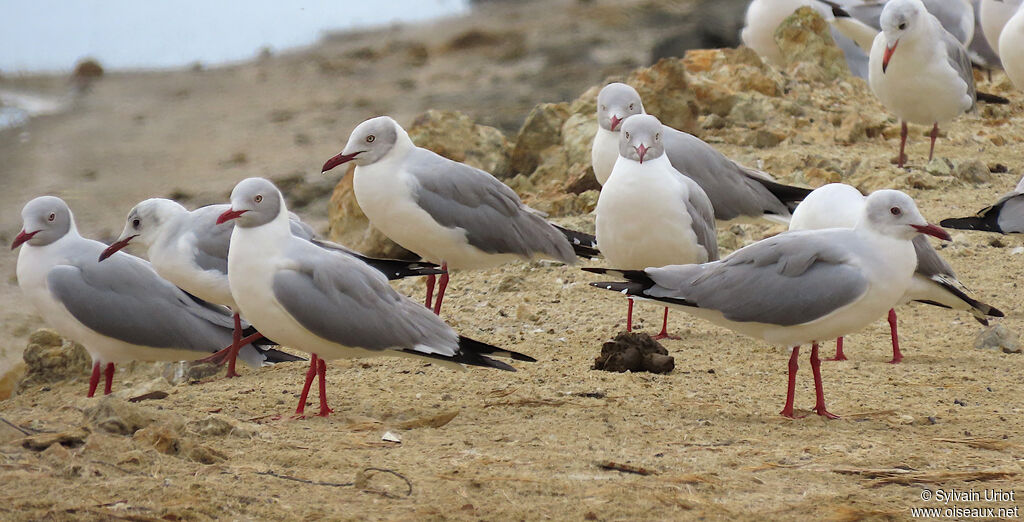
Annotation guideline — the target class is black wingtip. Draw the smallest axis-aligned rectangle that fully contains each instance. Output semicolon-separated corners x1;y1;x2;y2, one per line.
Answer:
458;336;536;363
977;91;1011;105
259;347;306;364
360;257;446;280
818;0;851;18
746;174;813;209
939;215;1002;233
553;224;601;259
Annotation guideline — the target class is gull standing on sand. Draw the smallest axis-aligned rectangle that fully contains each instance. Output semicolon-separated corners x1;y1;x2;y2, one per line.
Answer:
941;174;1024;233
999;3;1024;90
98;198;442;378
12;196;298;397
586;190;951;418
592;83;810;223
868;0;976;168
321;116;597;315
595;115;718;340
789;183;1002;362
218;178;535;417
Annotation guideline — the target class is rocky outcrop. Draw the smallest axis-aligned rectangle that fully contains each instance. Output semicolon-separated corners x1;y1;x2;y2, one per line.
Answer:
15;329;91;395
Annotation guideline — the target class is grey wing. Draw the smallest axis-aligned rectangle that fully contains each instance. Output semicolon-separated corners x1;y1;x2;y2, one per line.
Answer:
663;127;792;221
680;175;720;262
842;1;884;30
941;26;977;108
912;235;954;278
48;245;236;350
272;244;459;355
997;196;1024;233
645;231;868;326
922;0;972;44
407;148;575;263
287;213;317;241
188;205;232;274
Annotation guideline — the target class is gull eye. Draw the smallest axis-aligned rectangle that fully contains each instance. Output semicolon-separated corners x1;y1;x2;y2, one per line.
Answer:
898;22;906;30
628;103;635;111
366;134;375;143
624;132;630;140
48;212;56;222
890;206;902;216
254;195;263;203
132;219;140;228
655;132;660;140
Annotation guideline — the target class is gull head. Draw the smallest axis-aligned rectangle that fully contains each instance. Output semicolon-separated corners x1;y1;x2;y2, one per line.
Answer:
597;83;644;132
100;199;186;261
879;0;927;73
860;189;950;241
13;196;73;249
322;116;400;173
618;114;665;165
220;177;285;229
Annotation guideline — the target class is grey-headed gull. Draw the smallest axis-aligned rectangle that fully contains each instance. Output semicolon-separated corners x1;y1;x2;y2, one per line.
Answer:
12;196;299;397
980;0;1023;54
586;189;951;418
320;116;598;315
941;174;1024;233
1000;3;1024;90
868;0;976;167
217;178;535;417
790;183;1002;362
592;83;810;223
98;198;443;378
595;114;718;340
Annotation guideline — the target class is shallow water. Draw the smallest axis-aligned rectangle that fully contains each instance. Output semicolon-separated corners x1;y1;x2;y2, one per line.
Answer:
0;0;469;73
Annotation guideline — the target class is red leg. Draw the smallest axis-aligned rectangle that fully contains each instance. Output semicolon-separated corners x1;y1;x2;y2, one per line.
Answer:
896;121;909;168
103;362;115;395
225;312;243;378
431;263;449;315
294;354;318;418
887;308;903;364
810;343;839;419
87;361;101;398
626;298;634;332
652;307;681;340
928;123;938;162
316;357;333;417
827;336;848;361
780;346;800;419
424;274;436;309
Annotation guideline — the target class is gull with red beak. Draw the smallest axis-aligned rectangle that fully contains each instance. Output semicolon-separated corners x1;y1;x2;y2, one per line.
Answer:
591;83;810;223
218;177;535;418
587;189;952;419
789;183;1002;363
12;196;297;397
594;114;718;340
98;198;442;378
321;116;597;316
869;0;976;168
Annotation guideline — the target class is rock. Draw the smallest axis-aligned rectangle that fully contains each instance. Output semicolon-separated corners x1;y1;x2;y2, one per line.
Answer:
16;329;92;394
408;110;512;177
185;444;228;465
727;94;772;123
593;332;675;374
84;397;158;436
775;7;848;81
187;415;255;438
625;58;699;134
510;103;570;176
162;361;223;385
133;423;180;455
0;362;25;401
974;324;1020;353
954;159;992;184
742;129;785;148
925;157;953;177
836;112;887;145
701;114;729;129
21;427;90;451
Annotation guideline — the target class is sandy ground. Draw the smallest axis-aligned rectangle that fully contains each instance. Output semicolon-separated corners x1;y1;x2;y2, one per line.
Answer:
2;0;1024;519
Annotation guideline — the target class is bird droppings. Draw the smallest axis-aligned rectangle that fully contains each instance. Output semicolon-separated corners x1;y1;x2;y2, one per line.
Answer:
593;332;675;374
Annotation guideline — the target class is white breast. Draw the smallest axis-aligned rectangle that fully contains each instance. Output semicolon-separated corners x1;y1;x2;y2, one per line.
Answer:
591;128;620;185
149;229;235;309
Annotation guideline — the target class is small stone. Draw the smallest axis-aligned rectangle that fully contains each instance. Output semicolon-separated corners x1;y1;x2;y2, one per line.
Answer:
953;159;992;184
84;397;157;435
974;324;1020;352
16;329;92;394
382;431;402;443
496;275;521;293
925;157;952;177
742;129;784;148
162;361;221;385
133;423;180;455
701;114;729;129
187;415;254;438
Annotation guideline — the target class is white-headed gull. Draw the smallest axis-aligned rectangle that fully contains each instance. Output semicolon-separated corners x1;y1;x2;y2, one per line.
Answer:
217;178;535;417
12;196;299;397
999;3;1024;90
941;174;1024;233
586;189;951;418
98;198;443;377
868;0;976;167
595;114;718;340
592;83;810;224
320;116;597;315
980;0;1023;55
790;183;1002;362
